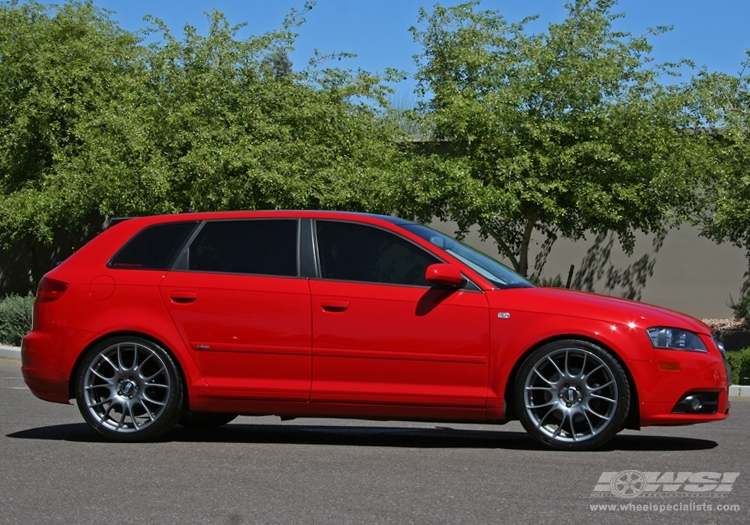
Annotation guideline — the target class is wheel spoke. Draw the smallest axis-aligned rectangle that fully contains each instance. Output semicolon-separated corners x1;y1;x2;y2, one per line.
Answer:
568;412;577;441
89;367;115;384
584;404;612;421
546;356;564;378
589;394;617;403
582;363;604;380
526;385;555;392
115;405;127;430
142;366;166;382
87;395;114;408
579;352;588;379
117;344;126;371
129;404;140;431
537;406;556;428
581;408;596;435
101;354;119;373
137;399;156;422
526;398;556;409
136;353;154;376
533;368;556;386
141;390;167;405
589;379;614;393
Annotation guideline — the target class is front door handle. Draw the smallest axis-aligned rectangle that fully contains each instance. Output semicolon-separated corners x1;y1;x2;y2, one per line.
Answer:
170;291;198;303
320;300;349;312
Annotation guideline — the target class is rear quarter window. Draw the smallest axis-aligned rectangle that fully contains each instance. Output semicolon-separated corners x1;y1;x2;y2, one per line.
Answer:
109;221;198;270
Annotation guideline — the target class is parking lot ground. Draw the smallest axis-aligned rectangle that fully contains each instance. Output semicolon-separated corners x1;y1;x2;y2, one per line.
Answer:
1;359;747;525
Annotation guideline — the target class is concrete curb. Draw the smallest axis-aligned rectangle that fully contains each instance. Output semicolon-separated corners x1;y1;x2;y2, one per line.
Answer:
1;343;749;398
0;345;21;361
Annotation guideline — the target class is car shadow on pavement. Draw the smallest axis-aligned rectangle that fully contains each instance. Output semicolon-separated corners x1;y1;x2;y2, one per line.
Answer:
6;423;718;451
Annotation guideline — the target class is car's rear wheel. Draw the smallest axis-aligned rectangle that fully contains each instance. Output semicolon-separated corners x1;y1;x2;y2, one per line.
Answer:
513;340;630;450
178;411;238;429
75;336;183;442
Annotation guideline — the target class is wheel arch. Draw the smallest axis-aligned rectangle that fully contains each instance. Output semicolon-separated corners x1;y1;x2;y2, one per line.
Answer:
67;330;189;403
502;334;640;429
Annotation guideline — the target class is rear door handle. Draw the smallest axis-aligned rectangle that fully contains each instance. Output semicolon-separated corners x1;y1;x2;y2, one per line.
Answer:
170;291;198;303
320;300;349;312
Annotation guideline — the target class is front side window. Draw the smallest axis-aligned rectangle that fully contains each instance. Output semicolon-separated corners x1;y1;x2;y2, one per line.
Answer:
315;221;439;286
187;219;298;276
402;223;532;289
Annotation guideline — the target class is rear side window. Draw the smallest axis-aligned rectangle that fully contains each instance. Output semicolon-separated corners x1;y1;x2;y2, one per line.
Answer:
187;219;298;276
315;221;439;286
109;222;198;270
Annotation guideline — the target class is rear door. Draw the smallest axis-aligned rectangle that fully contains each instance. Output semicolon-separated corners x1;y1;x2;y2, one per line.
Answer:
160;219;312;400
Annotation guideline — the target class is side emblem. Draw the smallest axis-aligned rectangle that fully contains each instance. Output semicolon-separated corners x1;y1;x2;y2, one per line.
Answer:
497;312;511;319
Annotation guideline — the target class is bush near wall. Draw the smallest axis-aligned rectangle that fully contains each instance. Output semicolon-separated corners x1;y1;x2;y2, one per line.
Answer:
0;295;33;346
726;348;750;385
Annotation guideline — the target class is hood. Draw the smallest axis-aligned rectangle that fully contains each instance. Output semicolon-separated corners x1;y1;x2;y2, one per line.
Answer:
490;286;711;335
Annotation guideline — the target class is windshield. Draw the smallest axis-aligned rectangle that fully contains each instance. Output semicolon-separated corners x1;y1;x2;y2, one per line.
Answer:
402;224;533;289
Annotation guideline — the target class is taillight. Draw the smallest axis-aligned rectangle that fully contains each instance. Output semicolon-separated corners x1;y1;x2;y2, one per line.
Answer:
36;277;68;302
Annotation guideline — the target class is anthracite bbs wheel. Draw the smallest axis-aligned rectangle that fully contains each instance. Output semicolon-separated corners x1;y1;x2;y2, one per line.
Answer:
76;337;183;442
513;340;630;450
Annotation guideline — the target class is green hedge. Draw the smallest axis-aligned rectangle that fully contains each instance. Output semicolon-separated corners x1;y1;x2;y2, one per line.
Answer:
726;348;750;385
0;294;34;347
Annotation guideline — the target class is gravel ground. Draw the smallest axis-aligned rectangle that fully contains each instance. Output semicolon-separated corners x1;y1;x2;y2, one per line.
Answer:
701;318;748;331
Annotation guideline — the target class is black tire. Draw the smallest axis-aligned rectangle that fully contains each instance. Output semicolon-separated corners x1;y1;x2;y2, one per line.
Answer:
75;336;184;442
178;411;238;429
513;340;630;451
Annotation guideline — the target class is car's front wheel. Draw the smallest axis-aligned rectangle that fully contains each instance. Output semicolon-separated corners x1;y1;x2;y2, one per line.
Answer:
513;340;630;450
75;336;184;442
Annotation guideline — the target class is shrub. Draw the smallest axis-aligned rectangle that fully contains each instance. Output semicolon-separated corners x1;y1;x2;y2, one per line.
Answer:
0;294;34;347
727;292;750;321
725;348;750;385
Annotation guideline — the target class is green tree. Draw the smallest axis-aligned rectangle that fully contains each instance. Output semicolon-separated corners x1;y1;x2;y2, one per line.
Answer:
689;56;750;252
687;54;750;313
0;0;156;244
407;0;699;278
0;1;410;249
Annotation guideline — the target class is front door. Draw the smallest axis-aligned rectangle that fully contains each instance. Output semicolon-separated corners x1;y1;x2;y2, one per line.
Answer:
310;220;490;407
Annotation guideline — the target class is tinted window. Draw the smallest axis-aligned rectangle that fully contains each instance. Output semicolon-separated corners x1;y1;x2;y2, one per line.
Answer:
188;220;298;276
109;222;198;270
316;221;439;286
403;224;532;289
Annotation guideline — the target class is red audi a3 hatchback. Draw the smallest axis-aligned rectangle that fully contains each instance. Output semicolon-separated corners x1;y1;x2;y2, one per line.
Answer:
22;211;730;450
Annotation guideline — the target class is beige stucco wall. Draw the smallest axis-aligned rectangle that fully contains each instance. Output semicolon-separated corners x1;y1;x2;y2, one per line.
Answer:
430;221;747;319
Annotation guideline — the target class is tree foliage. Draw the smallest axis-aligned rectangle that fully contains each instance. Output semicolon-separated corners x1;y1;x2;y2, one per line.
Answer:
0;0;410;246
689;54;750;253
407;0;699;278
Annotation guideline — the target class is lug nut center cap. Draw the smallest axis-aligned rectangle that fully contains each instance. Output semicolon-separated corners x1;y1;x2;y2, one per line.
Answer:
562;387;578;403
122;381;136;395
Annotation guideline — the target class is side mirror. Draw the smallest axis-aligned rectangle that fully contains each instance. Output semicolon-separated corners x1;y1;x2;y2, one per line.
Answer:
425;263;463;288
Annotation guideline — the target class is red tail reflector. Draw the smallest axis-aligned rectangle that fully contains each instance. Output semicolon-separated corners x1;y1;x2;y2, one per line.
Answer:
36;277;68;302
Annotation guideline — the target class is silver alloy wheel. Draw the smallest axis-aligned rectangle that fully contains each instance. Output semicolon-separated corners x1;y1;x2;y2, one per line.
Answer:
81;341;173;434
522;346;619;443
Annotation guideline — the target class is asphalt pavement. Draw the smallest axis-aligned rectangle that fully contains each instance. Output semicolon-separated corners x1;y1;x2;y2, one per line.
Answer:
1;357;748;525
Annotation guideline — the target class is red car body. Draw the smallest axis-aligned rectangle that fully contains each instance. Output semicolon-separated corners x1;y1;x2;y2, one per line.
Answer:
21;210;730;449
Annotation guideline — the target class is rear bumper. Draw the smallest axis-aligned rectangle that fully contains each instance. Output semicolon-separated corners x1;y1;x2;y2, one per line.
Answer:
21;328;95;405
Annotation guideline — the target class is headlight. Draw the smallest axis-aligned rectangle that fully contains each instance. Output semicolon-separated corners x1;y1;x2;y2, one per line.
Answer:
646;327;707;352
